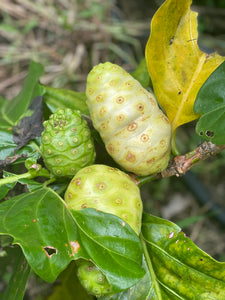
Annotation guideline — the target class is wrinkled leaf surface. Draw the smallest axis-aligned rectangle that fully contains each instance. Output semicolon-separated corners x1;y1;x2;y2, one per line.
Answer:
141;213;225;299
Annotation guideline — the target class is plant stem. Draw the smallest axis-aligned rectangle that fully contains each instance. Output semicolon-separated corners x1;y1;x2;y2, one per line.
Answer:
171;130;181;156
0;172;33;186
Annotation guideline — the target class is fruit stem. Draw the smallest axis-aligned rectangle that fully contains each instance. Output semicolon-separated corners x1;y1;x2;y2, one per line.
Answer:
171;130;181;156
0;172;33;186
136;174;156;186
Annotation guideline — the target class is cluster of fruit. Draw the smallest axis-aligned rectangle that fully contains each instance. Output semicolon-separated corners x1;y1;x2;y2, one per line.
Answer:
40;62;172;296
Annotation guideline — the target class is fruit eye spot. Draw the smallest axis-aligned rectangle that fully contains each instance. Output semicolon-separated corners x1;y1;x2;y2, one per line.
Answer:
122;213;128;220
71;149;78;155
141;134;149;142
88;88;94;95
126;151;136;162
73;137;78;143
125;81;132;87
137;103;144;111
87;143;93;149
81;203;88;208
100;123;107;130
56;169;62;175
116;96;124;104
115;198;122;205
147;158;156;164
109;80;115;86
99;107;107;115
107;143;114;154
58;141;64;146
160;139;166;147
127;122;137;131
96;95;104;102
116;114;125;121
123;183;130;189
55;158;62;164
96;182;107;190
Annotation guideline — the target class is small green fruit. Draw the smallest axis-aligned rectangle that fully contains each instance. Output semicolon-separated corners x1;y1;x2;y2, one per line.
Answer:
64;164;143;235
77;260;112;297
40;108;95;177
86;62;172;176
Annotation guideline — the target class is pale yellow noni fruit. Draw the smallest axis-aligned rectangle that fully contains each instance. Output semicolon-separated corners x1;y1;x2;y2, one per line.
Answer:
64;164;143;235
86;62;172;176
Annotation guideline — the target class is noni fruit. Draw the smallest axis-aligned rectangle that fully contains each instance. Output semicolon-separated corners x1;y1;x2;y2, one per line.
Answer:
86;62;172;176
77;260;112;297
64;164;143;235
40;108;95;177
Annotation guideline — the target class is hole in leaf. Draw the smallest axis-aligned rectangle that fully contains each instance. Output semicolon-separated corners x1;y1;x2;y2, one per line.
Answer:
205;130;214;138
43;246;57;258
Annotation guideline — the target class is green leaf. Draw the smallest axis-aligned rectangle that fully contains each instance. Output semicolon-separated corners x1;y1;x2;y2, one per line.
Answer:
3;248;30;300
0;127;17;160
42;85;90;116
71;209;145;293
141;213;225;299
1;61;44;125
131;58;152;88
194;61;225;145
0;189;145;292
0;188;82;283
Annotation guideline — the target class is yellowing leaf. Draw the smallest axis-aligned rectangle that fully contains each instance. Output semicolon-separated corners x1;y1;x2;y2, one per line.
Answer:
145;0;225;131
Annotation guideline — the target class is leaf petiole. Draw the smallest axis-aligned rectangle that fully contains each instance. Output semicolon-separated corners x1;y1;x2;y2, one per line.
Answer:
171;130;181;156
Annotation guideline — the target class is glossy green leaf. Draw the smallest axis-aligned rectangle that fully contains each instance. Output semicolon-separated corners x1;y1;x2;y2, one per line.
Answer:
194;61;225;144
0;188;145;292
42;85;90;116
0;127;17;160
1;61;44;125
141;213;225;299
71;209;145;293
3;249;30;300
131;58;152;88
0;188;84;282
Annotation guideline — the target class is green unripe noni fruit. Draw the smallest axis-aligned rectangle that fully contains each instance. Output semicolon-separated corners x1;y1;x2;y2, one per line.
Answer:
64;164;143;235
86;62;172;176
40;108;96;177
77;260;112;297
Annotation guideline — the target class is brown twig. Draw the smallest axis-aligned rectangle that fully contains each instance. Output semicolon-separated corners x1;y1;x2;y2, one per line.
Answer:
136;141;225;186
161;141;225;178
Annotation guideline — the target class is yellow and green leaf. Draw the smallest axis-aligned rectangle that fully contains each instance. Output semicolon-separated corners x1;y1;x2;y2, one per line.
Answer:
145;0;225;132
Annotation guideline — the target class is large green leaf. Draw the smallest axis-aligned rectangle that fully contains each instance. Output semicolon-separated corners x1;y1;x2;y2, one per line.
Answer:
141;213;225;299
0;188;144;292
1;61;44;125
71;209;145;292
0;188;81;282
194;61;225;145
